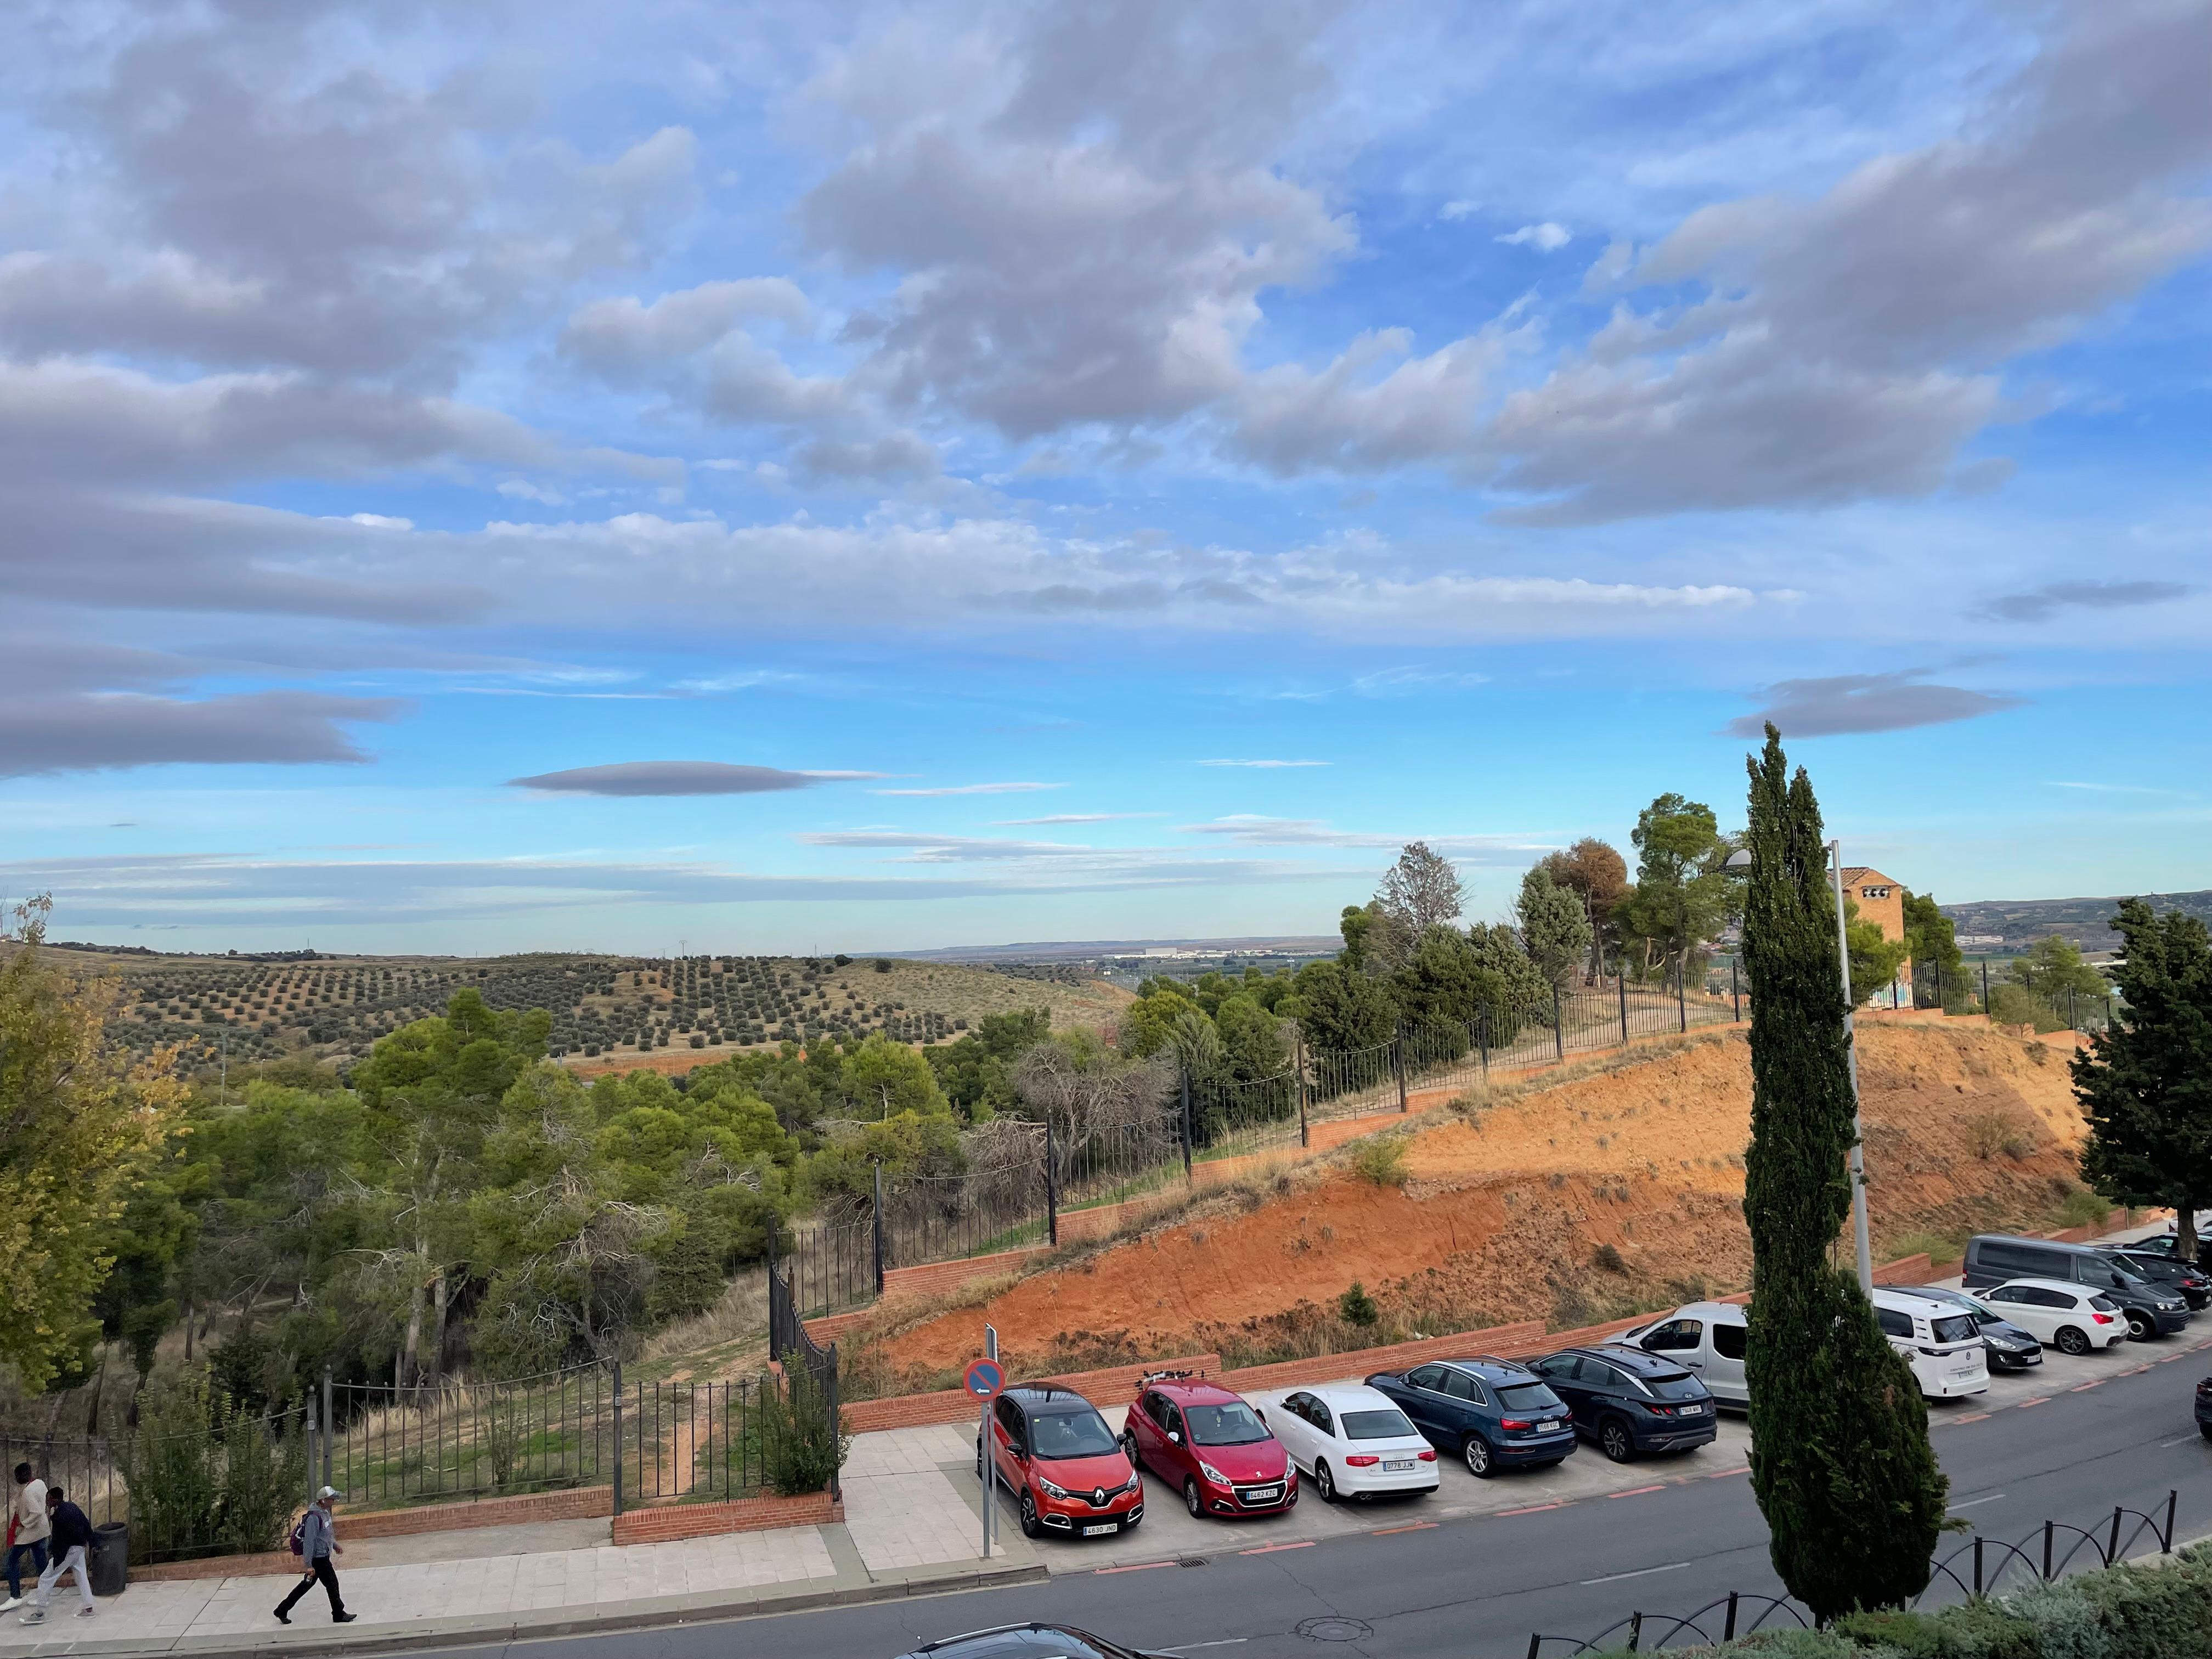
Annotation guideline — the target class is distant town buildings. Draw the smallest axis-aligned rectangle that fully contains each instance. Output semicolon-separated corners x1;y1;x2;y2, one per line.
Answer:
1841;866;1911;1006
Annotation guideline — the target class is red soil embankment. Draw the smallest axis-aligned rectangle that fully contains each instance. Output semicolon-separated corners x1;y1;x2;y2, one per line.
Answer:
871;1022;2088;1381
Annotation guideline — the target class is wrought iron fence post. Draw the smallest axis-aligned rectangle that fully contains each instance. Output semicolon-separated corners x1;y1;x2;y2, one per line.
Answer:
1677;958;1687;1032
1477;1011;1489;1080
306;1396;319;1510
321;1367;334;1491
1931;956;1940;1012
2107;1506;2123;1566
1731;958;1740;1022
1619;970;1629;1045
2042;1519;2054;1580
1295;1025;1310;1148
1526;1637;1542;1659
1550;981;1564;1063
1179;1065;1194;1178
827;1343;842;1504
1393;1028;1407;1113
1723;1592;1739;1641
1973;1536;1983;1594
2163;1488;2177;1551
1045;1118;1058;1246
1982;958;1990;1013
611;1361;624;1517
871;1163;887;1292
1627;1611;1642;1652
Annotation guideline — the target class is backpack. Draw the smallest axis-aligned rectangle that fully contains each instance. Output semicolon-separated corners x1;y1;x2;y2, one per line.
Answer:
288;1515;307;1557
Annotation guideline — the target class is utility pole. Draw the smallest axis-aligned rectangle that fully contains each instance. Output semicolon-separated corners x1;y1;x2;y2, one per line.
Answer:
1828;841;1875;1294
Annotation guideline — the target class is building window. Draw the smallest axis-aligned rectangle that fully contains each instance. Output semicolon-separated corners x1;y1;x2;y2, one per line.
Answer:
1861;886;1890;899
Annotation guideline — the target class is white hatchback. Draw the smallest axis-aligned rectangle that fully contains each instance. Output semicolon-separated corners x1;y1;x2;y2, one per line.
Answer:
1256;1384;1439;1503
1978;1278;2131;1355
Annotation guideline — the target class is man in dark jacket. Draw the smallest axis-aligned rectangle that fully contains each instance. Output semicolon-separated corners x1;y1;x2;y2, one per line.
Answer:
274;1487;354;1625
18;1486;92;1622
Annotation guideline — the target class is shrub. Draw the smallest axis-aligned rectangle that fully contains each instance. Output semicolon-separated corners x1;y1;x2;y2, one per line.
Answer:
1337;1282;1380;1327
1349;1136;1408;1187
1966;1111;2035;1160
873;958;894;973
1592;1242;1627;1274
761;1352;850;1497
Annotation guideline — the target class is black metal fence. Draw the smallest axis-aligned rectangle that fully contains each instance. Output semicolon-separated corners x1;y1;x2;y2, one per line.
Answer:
766;1246;843;1502
1524;1492;2180;1656
320;1364;616;1508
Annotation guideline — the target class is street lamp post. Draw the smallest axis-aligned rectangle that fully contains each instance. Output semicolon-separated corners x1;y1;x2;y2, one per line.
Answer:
1829;840;1875;1294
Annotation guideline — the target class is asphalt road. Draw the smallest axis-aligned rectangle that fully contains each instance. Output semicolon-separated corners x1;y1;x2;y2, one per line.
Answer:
413;1345;2212;1659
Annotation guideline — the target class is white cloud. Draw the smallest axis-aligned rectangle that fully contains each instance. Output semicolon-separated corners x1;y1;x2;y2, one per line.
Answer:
1438;200;1478;221
1497;222;1571;250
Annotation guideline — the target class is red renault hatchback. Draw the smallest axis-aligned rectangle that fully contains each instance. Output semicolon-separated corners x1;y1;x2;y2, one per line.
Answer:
1122;1370;1294;1519
979;1385;1144;1539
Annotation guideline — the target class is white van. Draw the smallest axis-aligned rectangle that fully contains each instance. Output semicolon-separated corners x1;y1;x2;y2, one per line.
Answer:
1610;1302;1749;1405
1871;1288;1989;1400
1613;1291;1987;1404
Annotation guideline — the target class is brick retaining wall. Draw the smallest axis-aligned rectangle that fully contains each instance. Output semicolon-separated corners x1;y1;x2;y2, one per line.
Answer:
1217;1321;1549;1393
611;1491;840;1545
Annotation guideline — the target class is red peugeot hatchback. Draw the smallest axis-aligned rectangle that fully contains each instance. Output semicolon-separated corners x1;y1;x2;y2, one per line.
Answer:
1122;1370;1294;1519
979;1385;1144;1539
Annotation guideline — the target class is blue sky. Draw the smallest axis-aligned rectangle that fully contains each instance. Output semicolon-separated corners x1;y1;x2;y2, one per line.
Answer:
2;0;2207;955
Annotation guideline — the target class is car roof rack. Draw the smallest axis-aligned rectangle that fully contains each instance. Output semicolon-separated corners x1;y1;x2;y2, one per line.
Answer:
1449;1354;1529;1373
1139;1368;1201;1384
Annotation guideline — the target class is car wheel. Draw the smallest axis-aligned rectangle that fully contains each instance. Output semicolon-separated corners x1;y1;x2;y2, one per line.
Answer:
1120;1430;1141;1471
1599;1419;1636;1464
2124;1309;2154;1341
1462;1434;1496;1478
2201;1423;2212;1443
1018;1493;1042;1539
975;1438;988;1483
2054;1325;2091;1356
1314;1461;1338;1504
1184;1477;1204;1517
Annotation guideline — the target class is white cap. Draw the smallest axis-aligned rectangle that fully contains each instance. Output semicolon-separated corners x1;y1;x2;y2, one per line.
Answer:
317;1487;340;1501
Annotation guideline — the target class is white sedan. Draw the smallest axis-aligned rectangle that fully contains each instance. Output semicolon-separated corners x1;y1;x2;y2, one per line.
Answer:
1256;1384;1438;1503
1978;1278;2130;1356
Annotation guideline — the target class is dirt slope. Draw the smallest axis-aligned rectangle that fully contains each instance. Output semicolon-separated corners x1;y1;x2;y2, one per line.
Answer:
868;1019;2091;1384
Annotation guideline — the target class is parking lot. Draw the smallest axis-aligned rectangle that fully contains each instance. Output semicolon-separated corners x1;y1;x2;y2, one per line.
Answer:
950;1316;2212;1575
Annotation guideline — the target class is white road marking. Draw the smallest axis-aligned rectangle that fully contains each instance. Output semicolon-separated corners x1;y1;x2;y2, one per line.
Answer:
1582;1561;1691;1585
2159;1434;2204;1447
1948;1493;2007;1510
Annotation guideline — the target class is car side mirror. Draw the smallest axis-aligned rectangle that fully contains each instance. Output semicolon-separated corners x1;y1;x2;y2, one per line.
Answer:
1253;1408;1266;1423
1168;1431;1181;1444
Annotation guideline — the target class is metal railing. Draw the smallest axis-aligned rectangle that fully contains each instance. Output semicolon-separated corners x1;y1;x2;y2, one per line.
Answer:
321;1364;615;1508
1523;1492;2180;1656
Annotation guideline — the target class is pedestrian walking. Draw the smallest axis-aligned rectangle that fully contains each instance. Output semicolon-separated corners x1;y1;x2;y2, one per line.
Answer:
274;1487;354;1626
18;1486;91;1623
2;1463;48;1611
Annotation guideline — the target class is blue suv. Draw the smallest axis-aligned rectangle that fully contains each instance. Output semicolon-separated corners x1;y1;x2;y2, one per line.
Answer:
1527;1346;1718;1463
1363;1356;1578;1477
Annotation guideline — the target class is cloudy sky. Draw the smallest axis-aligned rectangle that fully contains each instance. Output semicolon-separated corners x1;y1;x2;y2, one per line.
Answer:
3;0;2207;955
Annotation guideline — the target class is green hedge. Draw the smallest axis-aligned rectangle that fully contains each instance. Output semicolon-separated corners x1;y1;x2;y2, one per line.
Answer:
1692;1544;2211;1659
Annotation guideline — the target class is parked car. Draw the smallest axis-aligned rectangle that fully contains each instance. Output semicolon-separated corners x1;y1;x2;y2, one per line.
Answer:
2108;1248;2212;1311
1900;1285;2044;1372
2197;1376;2212;1443
979;1385;1144;1540
1609;1301;1750;1406
1962;1234;2191;1340
1122;1371;1294;1518
1363;1356;1577;1476
894;1623;1168;1659
1870;1287;1990;1400
1526;1346;1718;1462
1976;1278;2131;1355
1256;1385;1439;1503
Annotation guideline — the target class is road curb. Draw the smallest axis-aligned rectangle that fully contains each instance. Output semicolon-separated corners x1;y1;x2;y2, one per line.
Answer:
9;1561;1052;1659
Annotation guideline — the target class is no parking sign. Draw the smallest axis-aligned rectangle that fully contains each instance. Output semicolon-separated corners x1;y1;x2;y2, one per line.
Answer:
963;1357;1005;1402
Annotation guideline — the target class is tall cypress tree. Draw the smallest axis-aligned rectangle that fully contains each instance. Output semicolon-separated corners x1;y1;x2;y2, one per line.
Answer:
1741;726;1946;1621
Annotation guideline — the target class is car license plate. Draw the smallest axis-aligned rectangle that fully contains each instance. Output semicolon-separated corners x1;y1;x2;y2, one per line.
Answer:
1246;1487;1280;1502
1383;1459;1415;1471
1681;1404;1705;1415
1081;1523;1118;1537
1538;1420;1562;1432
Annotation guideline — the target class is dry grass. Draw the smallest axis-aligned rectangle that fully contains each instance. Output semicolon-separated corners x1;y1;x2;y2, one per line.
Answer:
642;1276;770;1372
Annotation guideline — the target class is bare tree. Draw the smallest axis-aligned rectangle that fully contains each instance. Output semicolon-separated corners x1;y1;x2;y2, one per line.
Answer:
1012;1042;1175;1181
1371;842;1465;968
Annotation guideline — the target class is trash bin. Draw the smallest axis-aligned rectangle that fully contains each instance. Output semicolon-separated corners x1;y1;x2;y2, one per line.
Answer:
89;1522;128;1597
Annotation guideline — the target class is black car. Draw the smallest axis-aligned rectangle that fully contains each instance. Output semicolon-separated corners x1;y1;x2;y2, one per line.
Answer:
1526;1346;1718;1462
2197;1377;2212;1443
1903;1285;2044;1371
895;1624;1167;1659
1364;1356;1578;1477
2110;1249;2212;1311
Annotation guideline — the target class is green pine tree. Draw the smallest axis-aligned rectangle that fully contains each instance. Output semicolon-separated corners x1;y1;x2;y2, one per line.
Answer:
1741;726;1946;1621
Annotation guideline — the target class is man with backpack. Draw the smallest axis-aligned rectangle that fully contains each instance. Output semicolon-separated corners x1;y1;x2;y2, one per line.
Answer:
18;1485;92;1622
2;1463;48;1612
274;1487;353;1626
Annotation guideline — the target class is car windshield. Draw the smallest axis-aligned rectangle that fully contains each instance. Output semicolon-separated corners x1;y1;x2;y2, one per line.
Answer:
1184;1403;1269;1446
1029;1410;1120;1460
1641;1371;1706;1401
1931;1314;1978;1344
1495;1382;1564;1413
1340;1408;1417;1441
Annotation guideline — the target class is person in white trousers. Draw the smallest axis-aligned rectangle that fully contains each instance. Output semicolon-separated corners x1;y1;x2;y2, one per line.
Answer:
19;1487;93;1623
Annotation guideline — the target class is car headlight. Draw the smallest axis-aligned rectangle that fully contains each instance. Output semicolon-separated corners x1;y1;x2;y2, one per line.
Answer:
1037;1477;1070;1500
1197;1461;1229;1486
1122;1475;1143;1496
